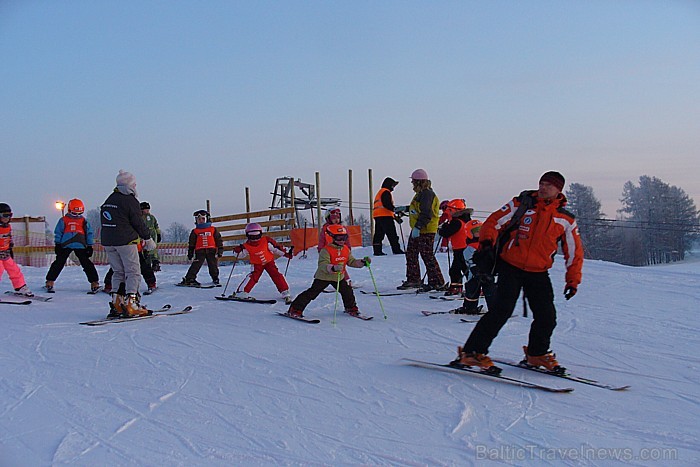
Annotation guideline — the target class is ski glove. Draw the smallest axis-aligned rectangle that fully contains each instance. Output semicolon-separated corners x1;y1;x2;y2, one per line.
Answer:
327;264;344;273
564;286;577;300
54;244;62;255
8;247;13;259
143;238;157;251
363;256;371;266
157;233;162;243
472;241;495;273
410;227;421;238
86;246;93;257
284;250;293;259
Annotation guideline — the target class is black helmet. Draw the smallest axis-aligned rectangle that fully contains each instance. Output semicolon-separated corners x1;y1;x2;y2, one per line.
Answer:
140;201;151;210
0;203;11;214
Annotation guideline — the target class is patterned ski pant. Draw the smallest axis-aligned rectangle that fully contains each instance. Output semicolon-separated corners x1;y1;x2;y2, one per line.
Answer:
405;233;444;287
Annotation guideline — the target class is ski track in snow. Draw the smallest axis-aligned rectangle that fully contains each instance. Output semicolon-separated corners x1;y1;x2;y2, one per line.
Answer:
1;254;700;464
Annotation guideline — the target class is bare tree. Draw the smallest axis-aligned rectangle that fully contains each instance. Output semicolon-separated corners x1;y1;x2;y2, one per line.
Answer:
164;222;190;243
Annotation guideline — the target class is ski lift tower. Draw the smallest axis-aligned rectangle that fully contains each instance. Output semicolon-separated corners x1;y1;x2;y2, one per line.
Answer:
270;177;341;227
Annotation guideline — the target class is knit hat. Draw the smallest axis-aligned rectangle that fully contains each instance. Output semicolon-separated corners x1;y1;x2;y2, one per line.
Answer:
539;171;565;191
116;170;136;189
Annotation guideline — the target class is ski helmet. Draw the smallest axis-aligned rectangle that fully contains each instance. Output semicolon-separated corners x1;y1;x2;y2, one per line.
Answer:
465;219;482;240
245;222;263;241
193;209;209;218
67;199;85;215
446;199;466;212
140;201;151;210
0;203;11;214
410;169;429;181
439;200;449;211
325;208;341;223
327;224;348;243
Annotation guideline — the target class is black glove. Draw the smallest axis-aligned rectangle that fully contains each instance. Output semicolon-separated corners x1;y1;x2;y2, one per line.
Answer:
217;249;223;258
187;250;194;261
54;244;62;255
394;215;403;224
8;247;13;259
157;233;162;243
564;286;577;300
86;246;93;257
472;241;495;274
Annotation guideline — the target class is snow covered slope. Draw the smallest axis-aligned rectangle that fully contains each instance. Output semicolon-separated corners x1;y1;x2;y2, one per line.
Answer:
1;249;698;465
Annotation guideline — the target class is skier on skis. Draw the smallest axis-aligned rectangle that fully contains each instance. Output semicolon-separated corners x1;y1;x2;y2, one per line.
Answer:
45;198;100;293
452;219;498;314
453;171;583;374
103;238;157;295
179;210;223;287
396;169;444;292
318;207;352;287
371;177;404;256
230;223;293;303
140;201;162;271
0;203;34;297
287;225;371;319
436;199;472;297
100;170;156;318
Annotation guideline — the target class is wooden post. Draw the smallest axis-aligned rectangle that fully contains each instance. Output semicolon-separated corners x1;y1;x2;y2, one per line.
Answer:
206;200;211;215
23;216;31;266
245;187;251;222
290;179;297;228
368;168;374;239
315;172;322;234
348;169;354;225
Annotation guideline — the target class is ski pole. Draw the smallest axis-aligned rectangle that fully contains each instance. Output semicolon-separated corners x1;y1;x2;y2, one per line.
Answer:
283;246;294;276
331;265;343;326
221;252;241;297
366;261;387;320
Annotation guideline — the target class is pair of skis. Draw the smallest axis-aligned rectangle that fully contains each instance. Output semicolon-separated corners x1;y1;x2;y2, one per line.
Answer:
277;310;373;324
404;358;629;392
79;305;192;326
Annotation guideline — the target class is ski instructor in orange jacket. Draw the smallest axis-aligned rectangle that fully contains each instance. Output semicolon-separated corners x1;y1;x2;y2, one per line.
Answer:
453;171;584;375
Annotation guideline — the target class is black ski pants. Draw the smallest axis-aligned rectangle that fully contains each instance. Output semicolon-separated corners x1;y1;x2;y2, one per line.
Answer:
463;260;557;356
185;248;219;282
372;216;402;254
46;247;99;283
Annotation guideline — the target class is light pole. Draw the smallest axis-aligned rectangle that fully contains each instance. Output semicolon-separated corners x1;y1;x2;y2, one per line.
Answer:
55;201;65;216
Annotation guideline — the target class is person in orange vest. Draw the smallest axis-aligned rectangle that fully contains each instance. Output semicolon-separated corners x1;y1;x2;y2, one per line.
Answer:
287;225;371;319
44;198;100;293
178;210;223;287
0;203;34;297
231;223;293;303
318;208;352;286
436;199;472;297
372;177;404;256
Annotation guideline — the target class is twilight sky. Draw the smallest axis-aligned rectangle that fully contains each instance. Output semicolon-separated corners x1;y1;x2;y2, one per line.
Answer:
2;0;699;229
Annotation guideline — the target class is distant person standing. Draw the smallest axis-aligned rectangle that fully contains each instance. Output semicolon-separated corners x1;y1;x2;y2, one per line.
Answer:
101;170;156;318
372;177;404;256
45;198;100;293
179;210;223;287
452;171;583;374
140;201;162;271
0;203;34;297
397;169;444;292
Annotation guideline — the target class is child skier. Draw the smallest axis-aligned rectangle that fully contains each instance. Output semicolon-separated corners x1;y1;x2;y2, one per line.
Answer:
45;198;100;293
0;203;34;296
436;199;472;297
453;219;498;314
231;222;293;303
287;225;371;319
318;207;352;286
140;201;162;271
178;210;223;287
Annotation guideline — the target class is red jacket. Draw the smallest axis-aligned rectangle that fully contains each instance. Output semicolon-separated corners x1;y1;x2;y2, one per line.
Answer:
480;192;583;287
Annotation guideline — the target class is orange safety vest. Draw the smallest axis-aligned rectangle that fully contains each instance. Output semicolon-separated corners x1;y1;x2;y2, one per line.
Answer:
194;226;217;250
448;219;469;250
0;224;11;251
243;238;275;265
325;244;351;274
372;188;394;218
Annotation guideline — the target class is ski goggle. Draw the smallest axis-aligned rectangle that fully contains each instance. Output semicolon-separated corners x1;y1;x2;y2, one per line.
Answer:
0;212;12;219
331;234;348;242
246;231;262;240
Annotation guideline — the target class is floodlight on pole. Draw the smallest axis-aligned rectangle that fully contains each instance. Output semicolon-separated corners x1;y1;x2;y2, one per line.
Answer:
55;201;65;216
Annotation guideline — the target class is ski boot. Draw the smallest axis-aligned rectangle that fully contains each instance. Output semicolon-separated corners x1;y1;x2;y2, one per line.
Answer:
151;259;161;272
286;306;303;318
178;277;200;287
344;306;361;317
397;280;422;290
15;285;34;297
90;282;101;293
443;283;463;296
281;290;292;305
107;293;125;319
450;346;501;375
44;281;55;293
122;293;152;318
521;346;566;374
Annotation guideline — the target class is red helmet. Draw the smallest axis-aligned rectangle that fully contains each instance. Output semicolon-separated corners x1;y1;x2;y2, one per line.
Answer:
67;199;85;215
327;224;348;242
446;199;466;212
465;219;482;240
